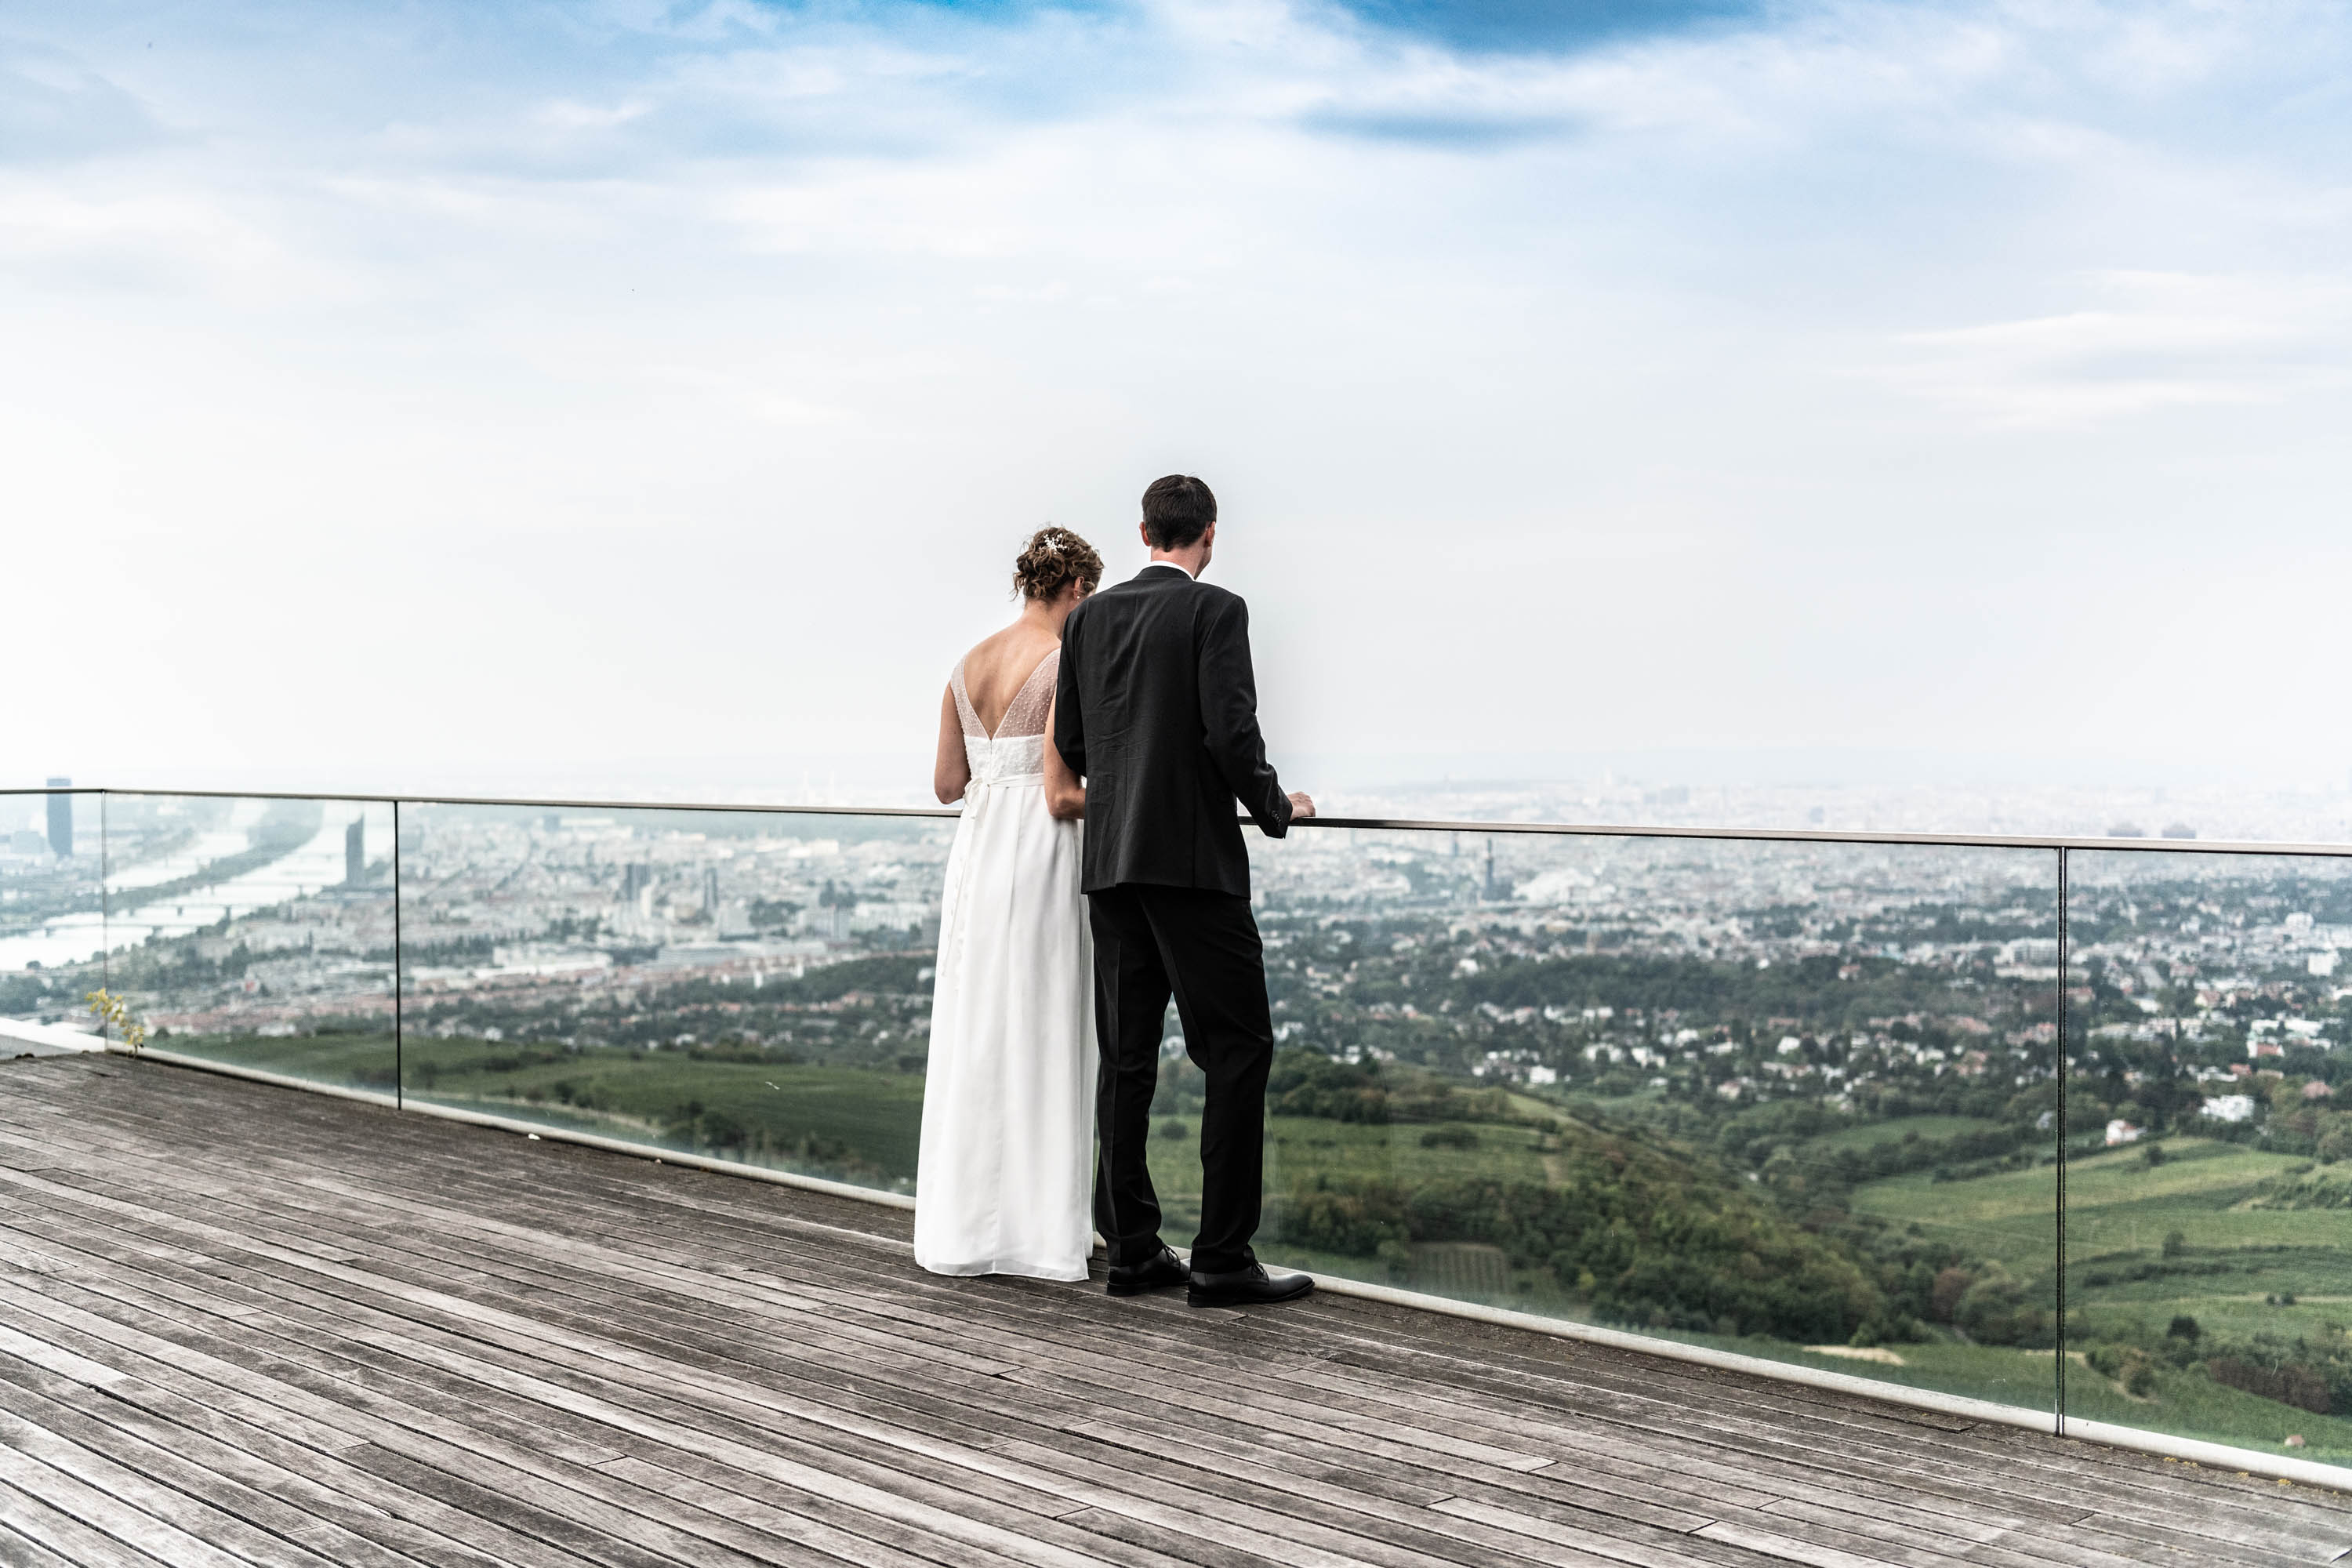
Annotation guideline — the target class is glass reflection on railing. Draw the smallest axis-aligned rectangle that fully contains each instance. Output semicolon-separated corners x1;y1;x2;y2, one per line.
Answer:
86;793;399;1092
2063;849;2352;1467
1210;826;2063;1416
0;787;110;1036
394;803;951;1195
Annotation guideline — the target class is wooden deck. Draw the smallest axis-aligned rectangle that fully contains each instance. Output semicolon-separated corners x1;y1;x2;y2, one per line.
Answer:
0;1054;2346;1568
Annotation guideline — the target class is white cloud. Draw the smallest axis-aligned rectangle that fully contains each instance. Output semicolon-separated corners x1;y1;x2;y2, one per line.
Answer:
1882;271;2352;426
4;0;2352;799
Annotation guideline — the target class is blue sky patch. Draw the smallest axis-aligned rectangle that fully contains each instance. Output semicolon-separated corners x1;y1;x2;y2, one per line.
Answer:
1301;106;1578;146
1329;0;1766;53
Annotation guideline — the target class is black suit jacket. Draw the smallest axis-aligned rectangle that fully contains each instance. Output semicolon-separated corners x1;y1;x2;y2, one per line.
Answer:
1054;565;1293;896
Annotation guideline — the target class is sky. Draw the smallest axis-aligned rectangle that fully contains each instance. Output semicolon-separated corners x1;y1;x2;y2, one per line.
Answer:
5;0;2351;811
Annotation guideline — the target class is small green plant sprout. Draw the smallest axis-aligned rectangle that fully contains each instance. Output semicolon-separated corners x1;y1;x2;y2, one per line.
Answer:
84;989;147;1055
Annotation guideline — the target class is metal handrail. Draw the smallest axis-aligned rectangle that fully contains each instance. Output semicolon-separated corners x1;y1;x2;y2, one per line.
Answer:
9;784;2352;858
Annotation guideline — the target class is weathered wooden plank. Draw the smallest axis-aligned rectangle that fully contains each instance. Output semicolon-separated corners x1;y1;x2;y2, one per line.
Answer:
50;1123;2333;1568
4;1166;1618;1561
0;1277;757;1568
0;1271;1069;1568
0;1393;370;1568
308;1171;2060;1542
0;1347;595;1568
0;1520;77;1568
0;1091;1957;1523
4;1194;1167;1561
0;1212;1236;1568
32;1213;1524;1568
0;1091;2324;1568
0;1355;524;1568
0;1441;252;1568
24;1196;1790;1568
82;1189;1788;1568
0;1478;168;1568
12;1180;1653;1568
0;1123;2296;1568
1695;1519;1896;1568
1760;1493;2299;1568
5;1054;2349;1568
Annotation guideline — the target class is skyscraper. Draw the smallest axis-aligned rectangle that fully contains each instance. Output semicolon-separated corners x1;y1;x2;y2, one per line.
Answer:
621;862;656;922
345;818;366;886
45;779;71;859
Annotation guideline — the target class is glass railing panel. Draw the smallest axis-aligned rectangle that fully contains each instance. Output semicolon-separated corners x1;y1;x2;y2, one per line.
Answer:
395;801;950;1196
94;793;398;1093
1;787;109;1037
1227;822;2062;1417
2063;847;2352;1467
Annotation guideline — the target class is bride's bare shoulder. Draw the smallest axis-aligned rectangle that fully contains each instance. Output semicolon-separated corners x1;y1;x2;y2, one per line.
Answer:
964;622;1057;684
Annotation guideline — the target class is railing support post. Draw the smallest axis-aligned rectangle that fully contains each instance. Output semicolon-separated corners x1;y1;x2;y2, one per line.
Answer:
2054;844;2069;1438
393;800;404;1112
99;789;110;1005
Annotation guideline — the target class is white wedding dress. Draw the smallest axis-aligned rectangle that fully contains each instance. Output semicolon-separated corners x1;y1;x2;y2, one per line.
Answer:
913;651;1098;1281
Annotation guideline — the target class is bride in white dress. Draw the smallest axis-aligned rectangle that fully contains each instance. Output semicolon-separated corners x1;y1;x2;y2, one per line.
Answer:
915;527;1105;1280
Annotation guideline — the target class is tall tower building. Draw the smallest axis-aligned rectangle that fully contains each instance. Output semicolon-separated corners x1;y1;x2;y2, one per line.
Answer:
621;862;655;923
45;779;71;858
345;819;366;886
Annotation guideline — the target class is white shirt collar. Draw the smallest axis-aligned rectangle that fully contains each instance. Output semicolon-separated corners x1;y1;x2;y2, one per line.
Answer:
1142;559;1195;579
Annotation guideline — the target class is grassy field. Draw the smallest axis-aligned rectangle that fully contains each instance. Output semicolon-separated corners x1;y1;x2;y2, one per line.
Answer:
163;1031;924;1192
2061;1351;2352;1462
156;1031;399;1091
2066;1138;2317;1243
1845;1163;2063;1276
1128;1112;1554;1254
1849;1135;2343;1283
1804;1113;2001;1152
1849;1133;2352;1463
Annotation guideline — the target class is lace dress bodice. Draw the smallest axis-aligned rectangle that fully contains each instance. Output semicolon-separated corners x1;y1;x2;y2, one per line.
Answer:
953;651;1057;786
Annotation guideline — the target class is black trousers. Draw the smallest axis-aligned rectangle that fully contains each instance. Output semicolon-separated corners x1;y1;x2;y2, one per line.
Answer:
1087;884;1273;1276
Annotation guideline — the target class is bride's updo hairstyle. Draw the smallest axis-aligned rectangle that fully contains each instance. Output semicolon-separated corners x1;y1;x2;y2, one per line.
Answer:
1013;527;1104;603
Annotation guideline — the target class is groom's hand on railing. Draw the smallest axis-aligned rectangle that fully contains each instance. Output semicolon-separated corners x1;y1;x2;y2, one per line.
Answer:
1288;792;1316;819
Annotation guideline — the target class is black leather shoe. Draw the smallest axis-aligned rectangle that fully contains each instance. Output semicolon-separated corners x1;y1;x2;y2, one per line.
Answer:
1186;1262;1315;1308
1105;1246;1189;1297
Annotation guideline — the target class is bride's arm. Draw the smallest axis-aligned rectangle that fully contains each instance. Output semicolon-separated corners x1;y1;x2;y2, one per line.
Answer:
1044;688;1085;820
933;685;971;804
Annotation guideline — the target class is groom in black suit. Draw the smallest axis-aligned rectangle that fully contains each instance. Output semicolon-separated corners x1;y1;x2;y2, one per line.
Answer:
1054;474;1316;1308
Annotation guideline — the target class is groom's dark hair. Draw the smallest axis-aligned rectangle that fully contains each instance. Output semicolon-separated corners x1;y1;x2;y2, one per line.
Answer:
1142;474;1217;549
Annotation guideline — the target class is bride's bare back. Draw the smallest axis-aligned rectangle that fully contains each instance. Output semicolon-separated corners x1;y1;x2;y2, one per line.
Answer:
931;528;1105;818
960;622;1062;739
